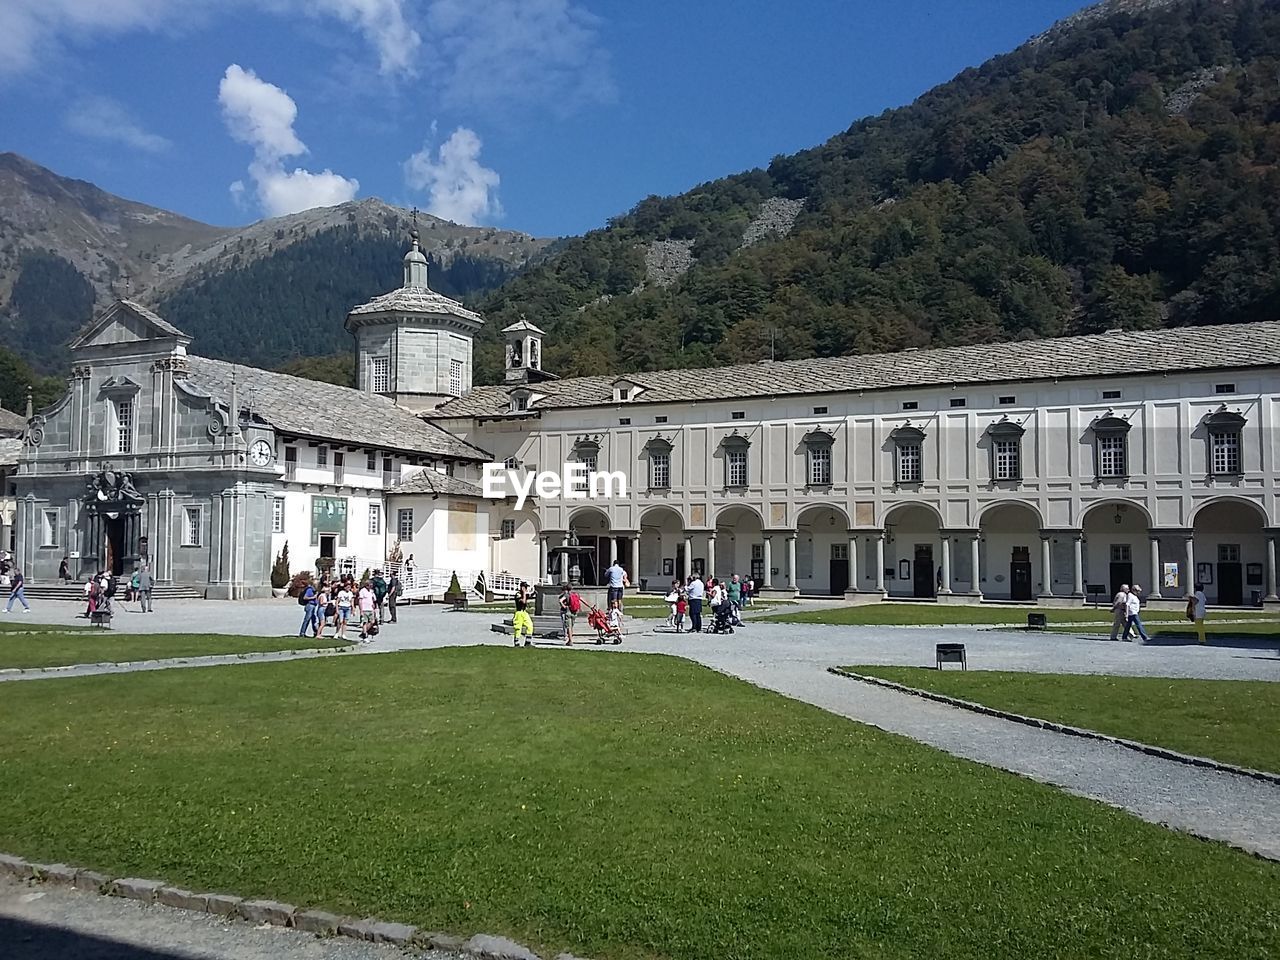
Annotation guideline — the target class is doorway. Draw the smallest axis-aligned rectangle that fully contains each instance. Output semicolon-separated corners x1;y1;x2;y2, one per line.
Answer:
1108;544;1133;599
1010;546;1033;601
913;544;934;598
829;543;849;595
750;544;764;584
1218;543;1243;605
319;534;337;564
105;516;126;576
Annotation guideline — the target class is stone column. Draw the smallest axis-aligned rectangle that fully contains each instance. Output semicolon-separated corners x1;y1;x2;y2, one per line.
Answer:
1184;535;1195;596
1072;533;1084;598
874;533;886;594
938;535;952;595
848;533;859;593
968;533;982;597
1148;535;1163;600
786;535;797;590
1264;532;1278;603
609;536;618;565
631;534;641;584
683;536;693;580
706;533;716;580
1039;533;1053;599
762;536;773;589
538;536;548;581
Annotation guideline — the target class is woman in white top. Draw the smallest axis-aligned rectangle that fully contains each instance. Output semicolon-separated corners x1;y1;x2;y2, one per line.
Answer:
1191;582;1208;644
336;584;354;640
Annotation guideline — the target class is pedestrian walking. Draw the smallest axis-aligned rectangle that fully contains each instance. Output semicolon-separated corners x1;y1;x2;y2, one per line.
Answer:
512;581;534;647
686;573;705;633
605;559;629;611
137;563;154;613
357;580;377;641
559;583;580;646
1124;584;1150;642
297;581;319;636
387;570;401;623
372;569;389;623
1109;584;1130;641
1189;582;1208;644
4;567;30;613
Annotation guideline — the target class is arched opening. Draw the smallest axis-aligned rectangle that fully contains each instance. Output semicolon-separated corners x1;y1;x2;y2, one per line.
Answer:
1080;500;1152;601
883;503;942;599
796;505;850;595
559;506;612;585
640;505;685;587
715;505;765;585
1192;499;1268;606
977;502;1042;601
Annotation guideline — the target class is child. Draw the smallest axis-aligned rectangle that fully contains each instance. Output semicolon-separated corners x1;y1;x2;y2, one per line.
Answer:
512;582;534;647
336;582;353;640
607;598;624;639
675;589;688;633
664;581;680;628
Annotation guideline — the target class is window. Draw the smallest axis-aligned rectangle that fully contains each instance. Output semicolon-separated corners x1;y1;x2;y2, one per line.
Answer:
333;451;344;485
572;439;600;494
114;398;134;454
1215;383;1236;395
284;446;297;481
813;406;828;415
891;425;926;484
619;417;631;426
727;449;748;487
502;456;518;469
1219;544;1240;562
500;519;516;540
646;437;672;489
42;510;58;546
368;503;381;536
902;401;918;411
272;498;284;533
950;398;966;408
183;507;202;546
382;457;393;485
317;445;328;467
1102;389;1122;401
618;388;630;402
803;429;835;486
366;452;376;471
397;508;414;541
449;358;464;396
1205;411;1246;476
1111;544;1131;563
655;416;668;424
444;461;456;477
1093;416;1130;479
731;411;745;420
512;394;529;412
371;356;390;393
988;421;1024;482
998;396;1016;405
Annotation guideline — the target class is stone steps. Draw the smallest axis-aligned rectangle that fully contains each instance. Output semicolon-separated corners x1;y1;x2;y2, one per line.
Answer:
19;583;206;601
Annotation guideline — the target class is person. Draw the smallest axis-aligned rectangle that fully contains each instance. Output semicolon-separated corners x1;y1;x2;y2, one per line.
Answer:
127;568;139;604
4;567;30;613
81;575;96;618
1109;584;1130;641
336;581;353;640
371;570;389;623
744;577;755;606
314;582;330;640
686;573;705;633
605;559;629;610
58;557;70;582
664;580;680;628
404;555;415;584
137;563;154;613
728;574;743;623
357;580;377;641
675;588;688;632
607;598;624;639
1124;584;1150;642
559;583;580;646
1189;582;1208;644
297;581;319;637
386;570;401;623
512;581;534;647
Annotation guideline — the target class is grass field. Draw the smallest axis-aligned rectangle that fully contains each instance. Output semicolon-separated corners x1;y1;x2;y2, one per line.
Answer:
848;666;1280;773
1;649;1277;960
767;603;1277;626
0;633;350;669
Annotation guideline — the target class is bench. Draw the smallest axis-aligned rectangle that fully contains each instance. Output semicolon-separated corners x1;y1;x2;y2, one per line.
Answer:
1026;613;1048;630
446;594;468;611
936;643;966;670
90;610;113;629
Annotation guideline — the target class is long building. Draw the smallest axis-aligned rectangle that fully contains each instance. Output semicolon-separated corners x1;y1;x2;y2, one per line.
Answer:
10;237;1280;608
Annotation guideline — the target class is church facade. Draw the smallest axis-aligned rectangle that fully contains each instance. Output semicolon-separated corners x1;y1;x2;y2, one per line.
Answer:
10;236;1280;607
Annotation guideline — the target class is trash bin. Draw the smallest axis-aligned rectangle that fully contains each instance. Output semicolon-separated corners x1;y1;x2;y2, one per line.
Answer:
1027;613;1047;630
640;578;648;592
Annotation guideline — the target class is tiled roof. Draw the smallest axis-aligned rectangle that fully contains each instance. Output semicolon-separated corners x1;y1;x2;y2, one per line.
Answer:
387;468;486;498
0;406;26;438
429;321;1280;417
346;286;483;324
182;357;491;461
0;437;22;467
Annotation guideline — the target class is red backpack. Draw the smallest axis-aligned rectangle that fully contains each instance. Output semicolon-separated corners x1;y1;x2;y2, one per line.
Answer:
568;592;582;614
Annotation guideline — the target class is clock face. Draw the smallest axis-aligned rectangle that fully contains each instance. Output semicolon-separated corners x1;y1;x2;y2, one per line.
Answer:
249;439;273;467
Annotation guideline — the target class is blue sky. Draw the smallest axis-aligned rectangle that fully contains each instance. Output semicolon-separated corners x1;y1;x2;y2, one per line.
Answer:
0;1;1087;237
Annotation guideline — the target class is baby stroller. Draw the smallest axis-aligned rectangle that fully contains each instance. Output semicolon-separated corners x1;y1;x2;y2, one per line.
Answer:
586;604;623;645
708;599;735;634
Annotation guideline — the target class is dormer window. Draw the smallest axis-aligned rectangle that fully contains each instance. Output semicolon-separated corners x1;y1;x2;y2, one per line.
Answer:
1204;410;1246;476
722;434;750;488
803;429;835;486
891;425;926;484
1092;415;1131;479
612;378;644;403
509;389;532;413
988;420;1025;482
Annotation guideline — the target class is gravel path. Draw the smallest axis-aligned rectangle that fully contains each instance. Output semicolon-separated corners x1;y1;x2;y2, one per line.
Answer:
0;876;467;960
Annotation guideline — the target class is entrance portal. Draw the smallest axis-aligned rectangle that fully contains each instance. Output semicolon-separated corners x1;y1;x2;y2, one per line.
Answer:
913;544;934;598
106;517;127;576
1010;546;1032;601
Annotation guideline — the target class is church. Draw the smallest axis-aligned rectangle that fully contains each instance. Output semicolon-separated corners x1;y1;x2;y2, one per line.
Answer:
10;234;1280;608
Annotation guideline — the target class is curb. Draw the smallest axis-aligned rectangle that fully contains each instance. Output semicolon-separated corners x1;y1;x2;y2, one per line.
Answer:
0;645;356;677
0;853;580;960
827;667;1280;786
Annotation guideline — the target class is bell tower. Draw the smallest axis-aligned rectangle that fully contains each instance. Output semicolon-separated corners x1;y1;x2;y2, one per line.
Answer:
503;317;550;384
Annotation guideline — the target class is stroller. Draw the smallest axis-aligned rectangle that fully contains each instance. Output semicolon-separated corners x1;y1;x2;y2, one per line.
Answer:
708;599;735;634
586;604;623;645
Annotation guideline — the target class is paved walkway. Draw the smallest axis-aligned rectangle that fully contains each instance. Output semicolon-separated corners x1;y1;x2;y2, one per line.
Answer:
6;599;1280;858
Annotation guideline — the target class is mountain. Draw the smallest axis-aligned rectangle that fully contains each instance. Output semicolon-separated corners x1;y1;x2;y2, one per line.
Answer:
0;153;553;371
469;0;1280;383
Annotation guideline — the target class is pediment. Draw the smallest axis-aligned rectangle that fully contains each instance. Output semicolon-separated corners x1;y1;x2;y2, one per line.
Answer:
69;300;191;351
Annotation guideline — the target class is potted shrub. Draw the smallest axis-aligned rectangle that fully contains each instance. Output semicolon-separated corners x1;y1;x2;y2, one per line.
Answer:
443;570;467;608
270;542;291;598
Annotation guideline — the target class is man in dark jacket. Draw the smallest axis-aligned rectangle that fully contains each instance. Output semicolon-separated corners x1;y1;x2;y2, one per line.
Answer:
372;571;389;623
386;572;401;623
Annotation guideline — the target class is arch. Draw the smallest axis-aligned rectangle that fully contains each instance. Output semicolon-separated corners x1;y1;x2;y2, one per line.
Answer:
639;504;685;530
881;500;944;528
714;503;766;527
796;503;851;529
1078;498;1154;527
567;505;611;528
975;499;1044;527
1190;495;1269;525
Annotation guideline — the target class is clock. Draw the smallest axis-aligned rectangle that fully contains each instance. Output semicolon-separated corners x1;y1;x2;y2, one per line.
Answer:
249;439;273;467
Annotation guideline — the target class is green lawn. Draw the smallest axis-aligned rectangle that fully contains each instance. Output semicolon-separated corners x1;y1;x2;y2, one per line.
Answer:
1046;621;1280;644
0;621;90;634
1;650;1277;960
0;632;350;669
767;603;1277;626
848;666;1280;774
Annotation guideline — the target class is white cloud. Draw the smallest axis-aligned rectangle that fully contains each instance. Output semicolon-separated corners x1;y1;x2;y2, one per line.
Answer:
64;95;171;153
0;0;417;78
219;65;359;217
404;128;502;225
425;0;615;115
